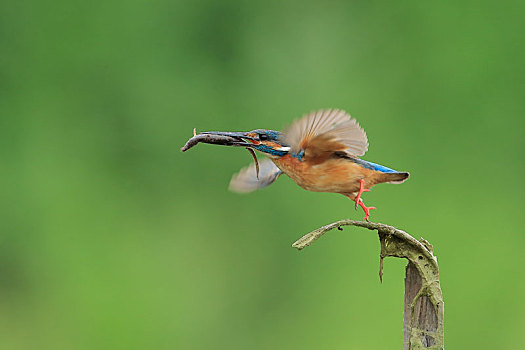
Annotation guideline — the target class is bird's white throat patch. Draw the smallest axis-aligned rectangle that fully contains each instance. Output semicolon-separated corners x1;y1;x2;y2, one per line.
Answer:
276;146;290;152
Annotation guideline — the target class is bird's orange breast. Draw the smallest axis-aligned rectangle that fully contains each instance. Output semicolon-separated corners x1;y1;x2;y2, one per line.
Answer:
272;154;376;195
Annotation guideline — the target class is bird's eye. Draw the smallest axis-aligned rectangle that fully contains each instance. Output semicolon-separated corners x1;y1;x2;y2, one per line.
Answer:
259;134;269;141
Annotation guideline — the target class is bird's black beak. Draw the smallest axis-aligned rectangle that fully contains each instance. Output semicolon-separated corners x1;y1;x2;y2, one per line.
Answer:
199;131;257;148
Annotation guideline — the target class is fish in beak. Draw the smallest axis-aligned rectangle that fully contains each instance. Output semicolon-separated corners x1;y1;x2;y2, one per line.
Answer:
181;130;261;179
180;131;258;152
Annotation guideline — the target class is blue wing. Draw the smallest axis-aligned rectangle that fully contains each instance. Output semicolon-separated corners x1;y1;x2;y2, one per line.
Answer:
229;159;283;193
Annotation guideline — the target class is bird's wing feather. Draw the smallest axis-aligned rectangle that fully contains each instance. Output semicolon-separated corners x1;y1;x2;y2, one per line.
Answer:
229;159;282;193
283;109;368;157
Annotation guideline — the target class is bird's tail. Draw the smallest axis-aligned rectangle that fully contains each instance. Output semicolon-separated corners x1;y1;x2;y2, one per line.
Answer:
377;172;410;184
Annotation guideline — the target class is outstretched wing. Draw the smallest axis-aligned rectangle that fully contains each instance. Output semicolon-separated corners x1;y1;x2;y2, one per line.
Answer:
229;159;283;193
283;109;368;158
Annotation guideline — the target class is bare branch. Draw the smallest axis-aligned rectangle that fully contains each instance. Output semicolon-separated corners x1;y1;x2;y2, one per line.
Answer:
292;220;444;349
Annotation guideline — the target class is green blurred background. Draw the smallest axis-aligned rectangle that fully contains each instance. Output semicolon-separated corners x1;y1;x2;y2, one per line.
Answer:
1;0;523;349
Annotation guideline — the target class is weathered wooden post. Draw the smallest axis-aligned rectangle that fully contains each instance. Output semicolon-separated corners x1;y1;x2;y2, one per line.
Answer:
292;220;444;349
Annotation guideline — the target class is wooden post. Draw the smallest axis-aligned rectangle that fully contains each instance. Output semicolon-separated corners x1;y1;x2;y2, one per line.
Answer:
292;220;444;349
404;262;440;348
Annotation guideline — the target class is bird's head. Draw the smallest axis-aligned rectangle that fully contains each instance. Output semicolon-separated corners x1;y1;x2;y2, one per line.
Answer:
201;129;290;158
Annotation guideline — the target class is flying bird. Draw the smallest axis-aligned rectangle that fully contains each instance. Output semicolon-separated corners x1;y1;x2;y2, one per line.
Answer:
192;109;409;221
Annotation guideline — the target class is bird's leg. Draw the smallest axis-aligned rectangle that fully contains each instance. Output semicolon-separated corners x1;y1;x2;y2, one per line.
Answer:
355;199;376;222
354;179;370;210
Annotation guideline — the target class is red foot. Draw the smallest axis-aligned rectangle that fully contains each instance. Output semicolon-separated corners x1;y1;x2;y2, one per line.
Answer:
357;199;376;222
354;179;370;210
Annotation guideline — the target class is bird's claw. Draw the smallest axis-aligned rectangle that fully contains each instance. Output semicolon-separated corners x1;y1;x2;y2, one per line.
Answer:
355;197;376;221
362;206;376;221
354;190;370;210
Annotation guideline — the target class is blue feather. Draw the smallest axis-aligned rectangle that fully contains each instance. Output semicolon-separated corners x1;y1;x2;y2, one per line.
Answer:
292;150;305;161
354;159;398;173
255;144;288;157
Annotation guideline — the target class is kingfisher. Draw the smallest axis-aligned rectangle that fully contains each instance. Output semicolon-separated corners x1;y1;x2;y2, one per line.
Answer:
199;109;409;221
